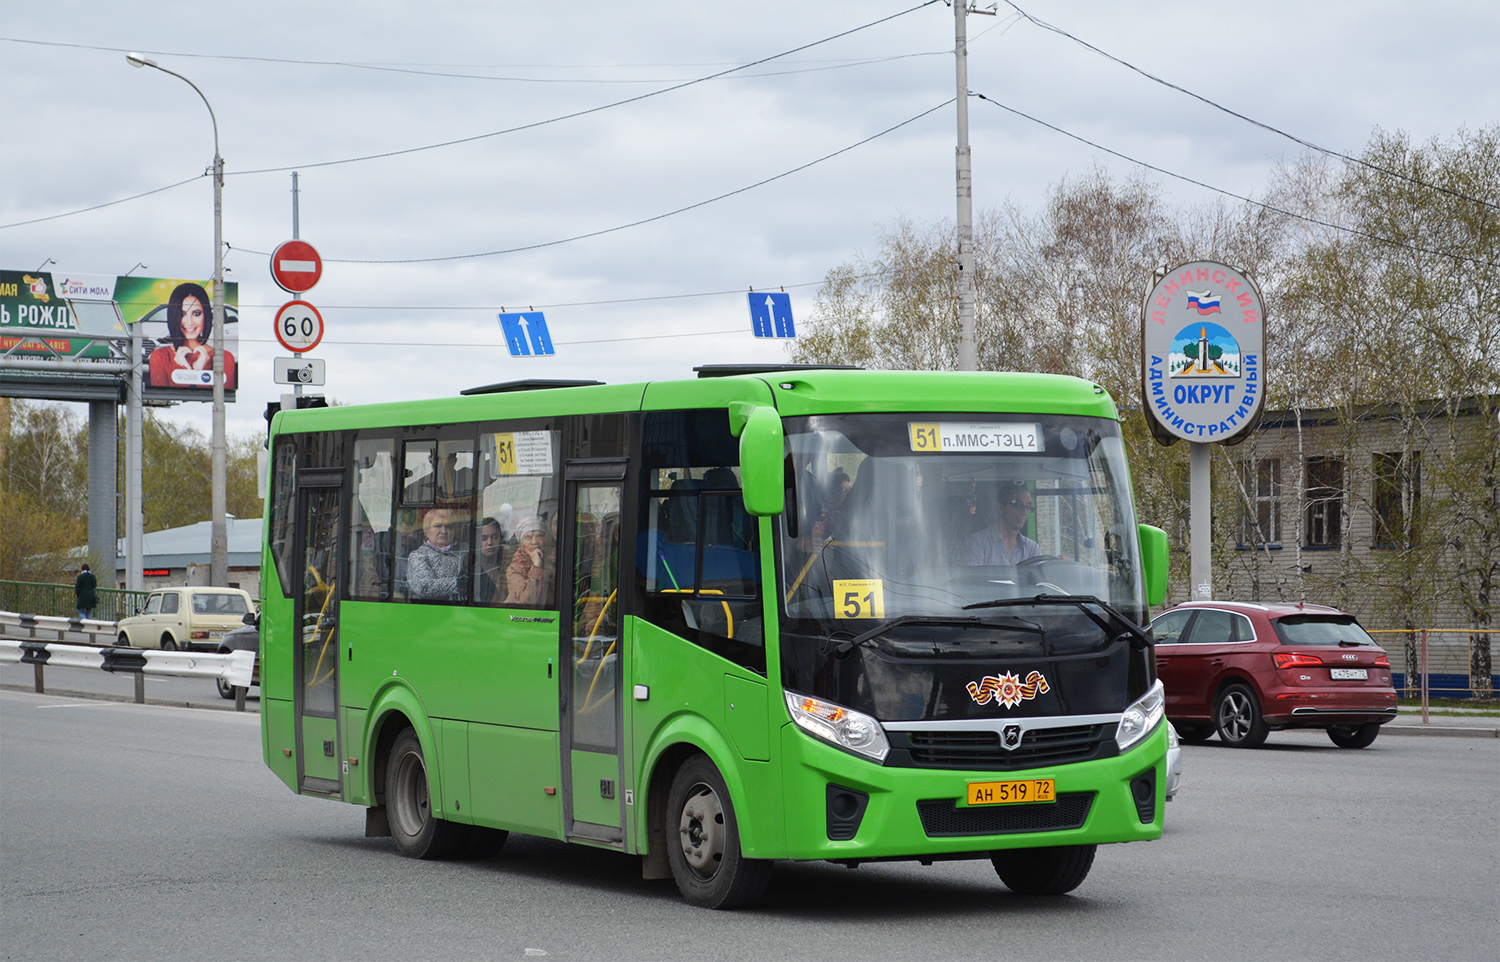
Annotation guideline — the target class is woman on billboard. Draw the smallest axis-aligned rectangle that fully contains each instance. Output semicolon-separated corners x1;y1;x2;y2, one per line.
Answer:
147;282;237;389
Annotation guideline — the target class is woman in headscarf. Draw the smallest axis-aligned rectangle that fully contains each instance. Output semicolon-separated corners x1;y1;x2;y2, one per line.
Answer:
505;514;553;607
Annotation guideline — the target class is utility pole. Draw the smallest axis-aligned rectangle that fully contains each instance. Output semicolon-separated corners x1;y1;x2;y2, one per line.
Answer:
954;1;994;371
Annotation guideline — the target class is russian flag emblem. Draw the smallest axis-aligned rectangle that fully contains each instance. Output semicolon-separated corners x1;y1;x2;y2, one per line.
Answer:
1186;290;1222;315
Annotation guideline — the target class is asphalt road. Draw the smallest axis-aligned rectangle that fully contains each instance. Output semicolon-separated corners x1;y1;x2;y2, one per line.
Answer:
2;687;1496;962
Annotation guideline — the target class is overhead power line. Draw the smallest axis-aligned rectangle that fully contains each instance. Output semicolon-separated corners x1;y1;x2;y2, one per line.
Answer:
0;174;203;230
1000;0;1500;214
231;100;954;264
973;93;1496;271
232;1;944;175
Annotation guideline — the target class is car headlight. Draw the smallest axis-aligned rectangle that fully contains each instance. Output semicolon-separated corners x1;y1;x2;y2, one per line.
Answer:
1116;679;1166;753
784;691;890;763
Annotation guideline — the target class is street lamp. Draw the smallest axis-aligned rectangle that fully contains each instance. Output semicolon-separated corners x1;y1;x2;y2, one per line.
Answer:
127;52;228;587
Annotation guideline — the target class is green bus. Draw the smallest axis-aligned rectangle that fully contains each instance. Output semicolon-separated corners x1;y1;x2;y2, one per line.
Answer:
259;365;1169;908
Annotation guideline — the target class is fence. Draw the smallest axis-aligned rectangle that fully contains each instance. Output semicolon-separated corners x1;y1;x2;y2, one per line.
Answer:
1367;629;1499;714
0;580;149;622
0;637;257;711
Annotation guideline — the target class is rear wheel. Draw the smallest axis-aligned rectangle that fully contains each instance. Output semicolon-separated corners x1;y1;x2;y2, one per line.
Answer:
1327;723;1380;749
385;728;466;860
991;845;1096;895
665;754;771;909
160;635;177;651
1173;721;1214;744
1214;683;1269;748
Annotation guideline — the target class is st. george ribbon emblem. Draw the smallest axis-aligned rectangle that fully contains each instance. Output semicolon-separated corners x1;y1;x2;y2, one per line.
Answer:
967;670;1050;709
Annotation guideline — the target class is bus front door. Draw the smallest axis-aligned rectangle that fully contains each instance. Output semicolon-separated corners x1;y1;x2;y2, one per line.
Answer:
294;476;343;797
560;463;626;846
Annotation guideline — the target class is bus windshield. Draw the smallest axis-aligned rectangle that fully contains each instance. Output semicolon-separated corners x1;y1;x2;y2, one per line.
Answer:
780;413;1146;631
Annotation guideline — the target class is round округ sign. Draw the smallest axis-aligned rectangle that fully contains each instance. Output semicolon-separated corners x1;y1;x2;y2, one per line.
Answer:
1141;260;1267;445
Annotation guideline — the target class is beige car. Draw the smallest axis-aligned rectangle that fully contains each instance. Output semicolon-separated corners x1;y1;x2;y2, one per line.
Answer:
116;587;256;651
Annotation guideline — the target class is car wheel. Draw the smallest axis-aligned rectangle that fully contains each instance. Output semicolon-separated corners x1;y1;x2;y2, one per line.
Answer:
116;632;130;648
991;844;1097;895
1327;723;1380;749
160;635;177;651
665;753;771;909
1173;722;1214;744
216;678;235;700
386;728;466;860
1214;683;1269;748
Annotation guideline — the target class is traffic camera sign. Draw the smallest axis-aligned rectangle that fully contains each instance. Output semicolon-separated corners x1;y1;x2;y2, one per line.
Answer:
275;300;324;353
270;240;323;293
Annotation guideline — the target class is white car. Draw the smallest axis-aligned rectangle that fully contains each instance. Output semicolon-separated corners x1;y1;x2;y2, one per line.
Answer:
116;587;256;651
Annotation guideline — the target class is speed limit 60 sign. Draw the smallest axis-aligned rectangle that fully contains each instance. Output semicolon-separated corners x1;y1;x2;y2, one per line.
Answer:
275;300;325;353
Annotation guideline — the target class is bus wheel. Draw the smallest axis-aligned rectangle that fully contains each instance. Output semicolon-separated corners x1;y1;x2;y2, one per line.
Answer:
386;728;465;860
991;844;1096;895
665;754;771;909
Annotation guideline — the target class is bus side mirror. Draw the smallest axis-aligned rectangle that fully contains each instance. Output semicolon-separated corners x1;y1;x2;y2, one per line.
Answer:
1138;524;1167;607
732;403;785;517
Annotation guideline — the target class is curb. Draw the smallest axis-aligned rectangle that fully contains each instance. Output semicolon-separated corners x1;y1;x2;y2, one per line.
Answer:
1381;724;1498;739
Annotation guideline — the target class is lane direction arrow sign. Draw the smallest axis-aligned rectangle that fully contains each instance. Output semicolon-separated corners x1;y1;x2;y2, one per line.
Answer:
270;240;323;293
498;311;555;356
747;292;795;338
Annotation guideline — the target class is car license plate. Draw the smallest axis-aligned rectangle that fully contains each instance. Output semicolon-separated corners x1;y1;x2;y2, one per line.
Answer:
967;779;1055;806
1330;667;1368;680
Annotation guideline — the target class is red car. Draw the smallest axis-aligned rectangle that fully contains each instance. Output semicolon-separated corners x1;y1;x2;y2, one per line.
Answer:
1149;601;1398;749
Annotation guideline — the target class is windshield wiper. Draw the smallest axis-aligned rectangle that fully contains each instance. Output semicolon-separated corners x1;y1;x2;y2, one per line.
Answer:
961;593;1153;649
832;614;1044;656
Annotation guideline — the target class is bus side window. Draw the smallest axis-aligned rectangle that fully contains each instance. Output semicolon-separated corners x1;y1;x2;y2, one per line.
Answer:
350;436;396;601
637;409;765;673
474;425;561;609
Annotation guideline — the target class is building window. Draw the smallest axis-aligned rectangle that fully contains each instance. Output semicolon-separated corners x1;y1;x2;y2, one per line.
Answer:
1238;458;1281;546
1304;457;1344;548
1373;451;1420;548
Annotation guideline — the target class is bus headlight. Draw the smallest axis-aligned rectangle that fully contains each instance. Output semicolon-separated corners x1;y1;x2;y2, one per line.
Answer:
785;691;890;763
1115;680;1165;753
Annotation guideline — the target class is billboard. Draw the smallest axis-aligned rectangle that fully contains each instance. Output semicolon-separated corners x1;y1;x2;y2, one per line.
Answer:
1;270;239;398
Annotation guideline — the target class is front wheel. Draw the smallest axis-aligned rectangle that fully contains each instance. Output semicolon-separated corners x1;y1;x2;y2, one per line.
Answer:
1327;723;1380;749
385;728;467;860
1173;721;1214;744
1215;683;1269;748
160;635;178;651
991;845;1096;895
664;754;771;909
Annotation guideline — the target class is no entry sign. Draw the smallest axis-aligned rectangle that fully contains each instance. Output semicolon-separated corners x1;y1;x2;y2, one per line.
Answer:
270;240;323;294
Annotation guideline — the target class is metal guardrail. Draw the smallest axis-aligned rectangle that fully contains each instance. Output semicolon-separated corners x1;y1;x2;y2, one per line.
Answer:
0;609;257;712
0;580;150;621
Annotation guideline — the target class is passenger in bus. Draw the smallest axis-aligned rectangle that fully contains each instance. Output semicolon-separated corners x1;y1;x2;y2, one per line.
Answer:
504;514;553;607
962;481;1041;566
476;516;507;604
406;507;468;602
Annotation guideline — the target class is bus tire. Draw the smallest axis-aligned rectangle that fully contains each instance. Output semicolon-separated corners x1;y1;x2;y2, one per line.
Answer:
991;844;1096;895
664;753;771;909
386;728;466;860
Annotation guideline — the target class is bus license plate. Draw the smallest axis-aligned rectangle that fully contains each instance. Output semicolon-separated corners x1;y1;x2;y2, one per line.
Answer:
1330;668;1368;680
967;779;1055;806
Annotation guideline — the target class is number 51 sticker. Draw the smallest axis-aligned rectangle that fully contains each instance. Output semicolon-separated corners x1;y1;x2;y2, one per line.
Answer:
833;579;885;619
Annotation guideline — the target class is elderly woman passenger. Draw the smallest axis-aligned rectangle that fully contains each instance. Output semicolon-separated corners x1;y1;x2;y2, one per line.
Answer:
407;507;468;602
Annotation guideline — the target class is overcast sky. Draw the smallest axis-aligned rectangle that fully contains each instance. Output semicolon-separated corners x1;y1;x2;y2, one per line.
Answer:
4;0;1496;442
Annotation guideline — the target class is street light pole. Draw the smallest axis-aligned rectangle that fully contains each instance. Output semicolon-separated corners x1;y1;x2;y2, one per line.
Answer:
127;53;228;587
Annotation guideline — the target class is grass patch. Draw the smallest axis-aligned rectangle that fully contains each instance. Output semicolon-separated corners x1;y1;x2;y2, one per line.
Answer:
1397;696;1500;716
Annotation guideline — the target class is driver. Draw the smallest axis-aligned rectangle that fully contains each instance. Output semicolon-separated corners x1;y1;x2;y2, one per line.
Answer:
962;481;1041;566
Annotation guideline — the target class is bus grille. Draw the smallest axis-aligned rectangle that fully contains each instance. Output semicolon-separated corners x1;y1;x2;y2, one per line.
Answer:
916;793;1094;837
892;724;1113;771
